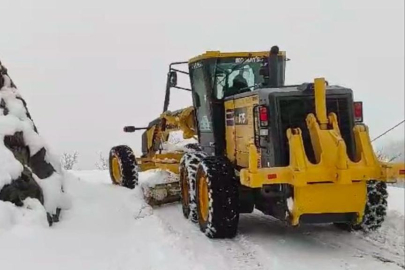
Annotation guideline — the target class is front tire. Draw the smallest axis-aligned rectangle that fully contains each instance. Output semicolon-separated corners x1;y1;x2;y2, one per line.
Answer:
195;156;239;239
179;151;207;222
109;145;138;189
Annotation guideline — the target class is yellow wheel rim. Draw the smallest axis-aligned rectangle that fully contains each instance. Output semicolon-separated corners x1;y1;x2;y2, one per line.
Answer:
111;156;122;184
198;174;209;222
181;169;190;207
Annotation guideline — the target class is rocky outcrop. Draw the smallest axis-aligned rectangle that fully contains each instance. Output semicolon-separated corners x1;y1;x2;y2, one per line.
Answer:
0;61;67;225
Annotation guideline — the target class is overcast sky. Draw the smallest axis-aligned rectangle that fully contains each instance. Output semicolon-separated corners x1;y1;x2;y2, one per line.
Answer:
1;0;404;169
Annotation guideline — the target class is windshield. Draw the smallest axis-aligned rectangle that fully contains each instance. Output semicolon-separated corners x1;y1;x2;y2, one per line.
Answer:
210;57;265;99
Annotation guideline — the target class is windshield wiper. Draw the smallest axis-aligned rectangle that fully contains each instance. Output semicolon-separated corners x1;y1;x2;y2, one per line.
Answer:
239;83;261;92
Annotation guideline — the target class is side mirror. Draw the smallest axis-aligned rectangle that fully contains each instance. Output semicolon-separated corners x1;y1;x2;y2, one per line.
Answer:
123;126;136;133
168;71;177;87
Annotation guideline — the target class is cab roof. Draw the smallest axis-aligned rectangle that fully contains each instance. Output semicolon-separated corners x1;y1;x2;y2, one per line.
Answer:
188;50;286;64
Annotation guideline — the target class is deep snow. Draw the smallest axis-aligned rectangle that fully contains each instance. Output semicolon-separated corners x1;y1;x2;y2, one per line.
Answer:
0;170;404;270
0;70;68;215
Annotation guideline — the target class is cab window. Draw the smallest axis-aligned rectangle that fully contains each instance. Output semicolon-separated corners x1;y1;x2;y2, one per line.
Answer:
191;65;212;132
211;58;264;99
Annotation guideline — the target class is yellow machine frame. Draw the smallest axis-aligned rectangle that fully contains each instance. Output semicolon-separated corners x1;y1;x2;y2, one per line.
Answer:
236;78;405;225
136;106;197;175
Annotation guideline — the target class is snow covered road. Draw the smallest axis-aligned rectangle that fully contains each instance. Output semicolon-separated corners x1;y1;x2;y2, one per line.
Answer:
0;170;404;270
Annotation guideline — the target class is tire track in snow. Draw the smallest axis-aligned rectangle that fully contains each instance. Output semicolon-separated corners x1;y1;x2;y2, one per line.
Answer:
273;211;405;269
71;171;404;270
217;235;266;270
154;204;268;270
154;205;404;270
238;212;404;270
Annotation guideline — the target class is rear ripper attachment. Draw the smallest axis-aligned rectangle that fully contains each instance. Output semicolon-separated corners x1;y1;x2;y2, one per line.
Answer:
242;77;405;227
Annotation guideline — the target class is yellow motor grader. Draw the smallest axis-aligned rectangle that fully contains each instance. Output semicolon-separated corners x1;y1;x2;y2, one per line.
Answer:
109;46;405;238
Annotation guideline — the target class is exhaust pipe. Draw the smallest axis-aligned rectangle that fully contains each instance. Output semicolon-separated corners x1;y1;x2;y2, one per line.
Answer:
260;45;286;88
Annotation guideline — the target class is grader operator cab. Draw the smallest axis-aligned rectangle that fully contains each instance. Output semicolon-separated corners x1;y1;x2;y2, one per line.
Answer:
109;46;405;239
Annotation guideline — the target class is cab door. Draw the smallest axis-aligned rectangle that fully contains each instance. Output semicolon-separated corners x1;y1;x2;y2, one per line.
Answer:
189;62;215;155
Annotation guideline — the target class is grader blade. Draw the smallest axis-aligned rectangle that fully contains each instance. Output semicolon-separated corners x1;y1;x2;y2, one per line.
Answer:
137;153;184;207
142;182;181;207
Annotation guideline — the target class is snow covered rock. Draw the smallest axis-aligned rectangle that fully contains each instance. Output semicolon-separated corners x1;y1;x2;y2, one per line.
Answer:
0;60;69;226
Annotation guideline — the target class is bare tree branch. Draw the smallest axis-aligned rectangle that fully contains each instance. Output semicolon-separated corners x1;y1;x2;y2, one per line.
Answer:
95;151;108;170
60;152;79;170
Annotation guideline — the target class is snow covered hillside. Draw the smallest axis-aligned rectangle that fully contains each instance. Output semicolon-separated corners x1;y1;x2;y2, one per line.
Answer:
0;170;404;270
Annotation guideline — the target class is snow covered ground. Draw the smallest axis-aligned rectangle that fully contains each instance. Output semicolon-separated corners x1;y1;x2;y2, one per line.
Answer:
0;170;404;270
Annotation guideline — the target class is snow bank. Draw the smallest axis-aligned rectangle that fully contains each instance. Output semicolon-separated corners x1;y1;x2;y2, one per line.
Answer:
387;186;404;216
72;169;112;184
139;169;179;188
361;186;405;261
1;171;204;270
0;198;49;231
36;172;71;215
0;61;70;224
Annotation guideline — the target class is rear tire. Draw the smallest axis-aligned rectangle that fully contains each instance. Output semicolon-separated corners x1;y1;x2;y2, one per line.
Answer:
109;145;138;189
354;180;388;231
179;151;207;222
335;180;388;232
195;156;239;239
